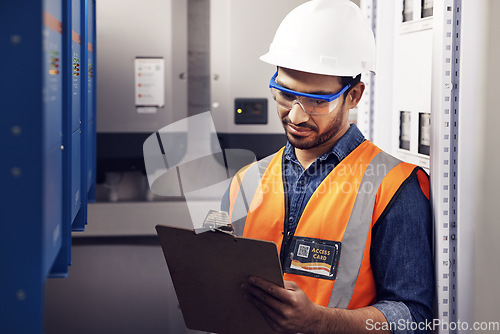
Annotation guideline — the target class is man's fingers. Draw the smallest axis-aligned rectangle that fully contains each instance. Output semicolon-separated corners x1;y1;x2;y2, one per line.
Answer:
241;282;285;314
245;292;303;334
246;276;294;304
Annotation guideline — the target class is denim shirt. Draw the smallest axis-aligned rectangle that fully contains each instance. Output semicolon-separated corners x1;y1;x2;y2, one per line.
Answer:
222;124;434;334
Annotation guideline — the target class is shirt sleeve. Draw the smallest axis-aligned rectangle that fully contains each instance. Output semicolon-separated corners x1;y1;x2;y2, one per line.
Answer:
370;170;434;334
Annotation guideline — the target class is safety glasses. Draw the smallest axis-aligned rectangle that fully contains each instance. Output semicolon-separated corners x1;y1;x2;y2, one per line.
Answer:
269;71;350;115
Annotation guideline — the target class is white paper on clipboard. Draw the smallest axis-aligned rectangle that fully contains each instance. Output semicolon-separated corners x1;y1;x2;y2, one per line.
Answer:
135;57;165;108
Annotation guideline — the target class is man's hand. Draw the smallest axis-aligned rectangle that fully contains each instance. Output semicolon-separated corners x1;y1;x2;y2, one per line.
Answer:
241;276;323;333
241;276;391;334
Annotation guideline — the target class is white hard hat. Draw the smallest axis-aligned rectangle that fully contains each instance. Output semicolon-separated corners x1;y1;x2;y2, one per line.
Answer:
260;0;376;77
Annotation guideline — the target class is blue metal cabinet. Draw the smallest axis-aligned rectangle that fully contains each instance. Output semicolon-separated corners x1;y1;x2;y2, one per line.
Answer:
69;0;83;230
71;0;89;232
88;119;95;193
71;130;82;222
42;1;64;280
0;0;96;331
87;0;96;200
72;0;82;133
0;0;64;332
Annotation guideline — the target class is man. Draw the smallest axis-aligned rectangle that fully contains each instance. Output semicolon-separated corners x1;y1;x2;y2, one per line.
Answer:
222;0;433;333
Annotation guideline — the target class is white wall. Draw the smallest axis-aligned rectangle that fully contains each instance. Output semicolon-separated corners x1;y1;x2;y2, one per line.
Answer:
96;0;188;133
456;0;487;328
474;0;500;327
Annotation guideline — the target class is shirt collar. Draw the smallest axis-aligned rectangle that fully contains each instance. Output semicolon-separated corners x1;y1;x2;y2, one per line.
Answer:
284;123;365;164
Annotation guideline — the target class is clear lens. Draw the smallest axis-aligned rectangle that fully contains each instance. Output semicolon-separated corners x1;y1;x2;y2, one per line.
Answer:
271;88;339;115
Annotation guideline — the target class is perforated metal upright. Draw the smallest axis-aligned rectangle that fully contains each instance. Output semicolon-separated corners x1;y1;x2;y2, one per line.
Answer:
431;0;461;332
358;0;377;142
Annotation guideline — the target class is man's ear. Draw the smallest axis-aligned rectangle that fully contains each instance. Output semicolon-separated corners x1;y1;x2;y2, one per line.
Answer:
345;82;365;110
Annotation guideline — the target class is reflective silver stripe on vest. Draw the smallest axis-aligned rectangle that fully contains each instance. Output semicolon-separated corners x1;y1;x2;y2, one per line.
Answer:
328;151;401;308
231;153;276;236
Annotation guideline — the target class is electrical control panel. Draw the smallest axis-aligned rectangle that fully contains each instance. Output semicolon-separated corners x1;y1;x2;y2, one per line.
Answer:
393;0;433;170
234;98;268;125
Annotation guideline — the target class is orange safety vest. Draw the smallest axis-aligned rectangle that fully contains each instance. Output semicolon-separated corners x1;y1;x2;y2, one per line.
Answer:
228;140;429;309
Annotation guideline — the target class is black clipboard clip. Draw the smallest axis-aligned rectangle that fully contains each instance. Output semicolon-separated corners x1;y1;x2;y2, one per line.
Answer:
194;210;235;235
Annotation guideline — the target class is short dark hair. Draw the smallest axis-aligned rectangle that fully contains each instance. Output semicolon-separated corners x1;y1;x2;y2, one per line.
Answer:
340;74;362;98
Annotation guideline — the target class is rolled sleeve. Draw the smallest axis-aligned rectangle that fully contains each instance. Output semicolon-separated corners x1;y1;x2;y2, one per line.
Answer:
373;300;414;334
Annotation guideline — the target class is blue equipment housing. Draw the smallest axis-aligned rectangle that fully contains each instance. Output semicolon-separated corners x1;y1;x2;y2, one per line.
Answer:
0;0;96;332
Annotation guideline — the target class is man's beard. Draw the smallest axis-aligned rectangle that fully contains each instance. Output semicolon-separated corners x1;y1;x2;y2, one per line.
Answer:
282;110;345;150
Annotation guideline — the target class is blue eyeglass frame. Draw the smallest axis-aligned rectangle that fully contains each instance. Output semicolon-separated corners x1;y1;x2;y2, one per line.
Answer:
269;71;351;102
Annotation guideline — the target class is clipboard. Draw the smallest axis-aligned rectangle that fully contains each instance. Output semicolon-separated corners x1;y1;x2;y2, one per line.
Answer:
155;225;284;334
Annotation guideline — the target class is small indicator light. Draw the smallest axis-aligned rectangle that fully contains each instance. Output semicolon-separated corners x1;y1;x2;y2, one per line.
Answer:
237;108;243;114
